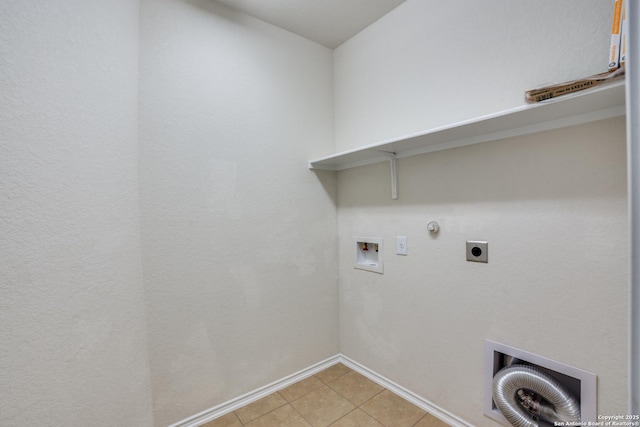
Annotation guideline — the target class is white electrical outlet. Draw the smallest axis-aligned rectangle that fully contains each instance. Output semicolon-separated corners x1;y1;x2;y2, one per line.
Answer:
396;236;408;255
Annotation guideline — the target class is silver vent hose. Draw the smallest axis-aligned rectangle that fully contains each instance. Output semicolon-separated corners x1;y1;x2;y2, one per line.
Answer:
492;364;581;427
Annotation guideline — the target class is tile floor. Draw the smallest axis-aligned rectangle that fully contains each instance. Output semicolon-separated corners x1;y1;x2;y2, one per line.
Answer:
203;363;450;427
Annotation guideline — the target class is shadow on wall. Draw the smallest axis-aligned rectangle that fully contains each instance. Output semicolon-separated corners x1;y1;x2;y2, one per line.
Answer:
180;0;286;43
312;170;339;208
335;117;627;208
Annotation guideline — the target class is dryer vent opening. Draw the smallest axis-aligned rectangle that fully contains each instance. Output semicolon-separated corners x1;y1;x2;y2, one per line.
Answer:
484;340;597;427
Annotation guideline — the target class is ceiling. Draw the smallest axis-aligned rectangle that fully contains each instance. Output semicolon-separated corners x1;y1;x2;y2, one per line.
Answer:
213;0;406;49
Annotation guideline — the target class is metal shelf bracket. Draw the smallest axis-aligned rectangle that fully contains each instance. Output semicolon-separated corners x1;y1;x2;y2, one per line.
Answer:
378;151;397;200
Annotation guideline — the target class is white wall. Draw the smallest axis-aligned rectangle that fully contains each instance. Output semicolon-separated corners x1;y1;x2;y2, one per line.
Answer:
1;1;628;425
0;1;154;426
334;0;614;151
334;1;628;425
138;1;338;425
338;120;628;424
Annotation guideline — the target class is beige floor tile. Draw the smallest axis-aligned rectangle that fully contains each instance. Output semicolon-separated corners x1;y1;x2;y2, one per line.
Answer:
314;364;352;384
329;409;384;427
361;390;426;427
245;404;312;427
290;385;356;427
234;392;287;424
414;413;451;427
201;412;243;427
280;375;325;402
328;371;384;406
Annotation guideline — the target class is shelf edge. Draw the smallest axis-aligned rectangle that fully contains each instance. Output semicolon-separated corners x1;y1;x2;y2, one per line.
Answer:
309;81;626;172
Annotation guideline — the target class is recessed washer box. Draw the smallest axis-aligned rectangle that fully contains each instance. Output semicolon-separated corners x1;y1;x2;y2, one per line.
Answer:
354;237;383;274
484;340;597;427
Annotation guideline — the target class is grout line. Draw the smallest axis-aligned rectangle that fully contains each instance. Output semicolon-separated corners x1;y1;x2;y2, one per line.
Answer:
233;392;288;425
339;355;473;427
327;407;359;427
195;356;464;427
284;375;325;403
174;355;342;427
358;387;386;409
288;400;314;427
412;413;432;427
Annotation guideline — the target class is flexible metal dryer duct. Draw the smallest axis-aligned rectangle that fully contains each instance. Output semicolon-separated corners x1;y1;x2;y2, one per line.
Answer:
492;364;581;427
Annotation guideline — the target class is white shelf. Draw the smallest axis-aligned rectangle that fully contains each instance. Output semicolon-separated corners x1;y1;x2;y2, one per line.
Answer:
309;81;626;171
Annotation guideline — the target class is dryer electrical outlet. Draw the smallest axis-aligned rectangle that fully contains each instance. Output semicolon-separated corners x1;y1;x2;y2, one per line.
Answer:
467;241;488;263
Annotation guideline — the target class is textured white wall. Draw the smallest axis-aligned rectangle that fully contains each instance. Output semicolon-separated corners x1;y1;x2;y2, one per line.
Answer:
334;0;628;425
338;119;628;425
333;0;615;152
138;1;338;425
2;1;628;425
0;1;154;426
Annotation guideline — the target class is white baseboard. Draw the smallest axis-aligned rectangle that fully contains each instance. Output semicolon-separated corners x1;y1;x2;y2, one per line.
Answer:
337;354;474;427
169;353;474;427
169;354;342;427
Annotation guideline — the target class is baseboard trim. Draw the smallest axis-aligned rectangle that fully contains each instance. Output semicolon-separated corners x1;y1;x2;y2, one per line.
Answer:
170;353;474;427
168;354;342;427
337;354;474;427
